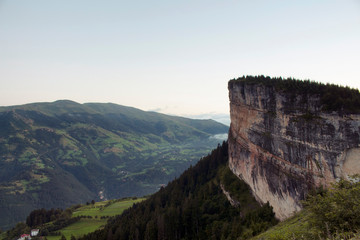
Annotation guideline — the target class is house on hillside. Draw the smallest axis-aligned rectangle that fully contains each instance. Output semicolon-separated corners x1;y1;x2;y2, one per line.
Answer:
31;229;39;236
18;234;31;240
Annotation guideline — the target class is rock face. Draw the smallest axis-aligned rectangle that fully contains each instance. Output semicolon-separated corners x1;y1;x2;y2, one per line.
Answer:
228;79;360;220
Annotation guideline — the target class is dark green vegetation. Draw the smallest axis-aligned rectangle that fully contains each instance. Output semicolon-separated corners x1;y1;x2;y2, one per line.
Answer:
2;198;144;240
80;142;278;240
0;100;228;230
253;176;360;240
229;75;360;113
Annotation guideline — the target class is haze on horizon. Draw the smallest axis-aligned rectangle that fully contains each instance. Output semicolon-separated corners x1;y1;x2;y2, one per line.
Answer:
0;1;359;118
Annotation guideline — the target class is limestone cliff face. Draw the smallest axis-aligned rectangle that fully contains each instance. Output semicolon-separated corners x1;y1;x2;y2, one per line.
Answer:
228;80;360;220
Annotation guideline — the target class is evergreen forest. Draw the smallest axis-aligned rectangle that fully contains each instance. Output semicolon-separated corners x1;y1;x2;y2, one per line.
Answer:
80;142;278;240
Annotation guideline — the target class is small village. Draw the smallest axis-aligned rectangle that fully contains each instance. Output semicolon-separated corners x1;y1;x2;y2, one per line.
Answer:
17;229;39;240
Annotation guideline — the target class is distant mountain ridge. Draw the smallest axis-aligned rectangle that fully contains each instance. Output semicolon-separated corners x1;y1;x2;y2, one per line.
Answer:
0;100;228;230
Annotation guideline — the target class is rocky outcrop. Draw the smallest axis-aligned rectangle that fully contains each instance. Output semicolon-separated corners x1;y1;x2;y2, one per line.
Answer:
228;78;360;220
220;184;240;207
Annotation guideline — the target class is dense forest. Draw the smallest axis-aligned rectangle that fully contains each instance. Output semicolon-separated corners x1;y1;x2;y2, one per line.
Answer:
229;75;360;113
80;142;278;240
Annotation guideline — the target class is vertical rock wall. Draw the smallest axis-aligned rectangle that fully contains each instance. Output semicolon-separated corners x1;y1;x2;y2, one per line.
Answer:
228;80;360;220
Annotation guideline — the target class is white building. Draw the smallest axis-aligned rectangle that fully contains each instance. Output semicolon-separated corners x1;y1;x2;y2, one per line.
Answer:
31;229;39;237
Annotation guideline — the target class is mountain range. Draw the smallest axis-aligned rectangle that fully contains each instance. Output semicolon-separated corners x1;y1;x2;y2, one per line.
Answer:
3;77;360;239
0;100;228;230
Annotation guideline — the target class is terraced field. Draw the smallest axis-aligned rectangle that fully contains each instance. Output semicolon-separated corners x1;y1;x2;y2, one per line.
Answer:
37;198;144;240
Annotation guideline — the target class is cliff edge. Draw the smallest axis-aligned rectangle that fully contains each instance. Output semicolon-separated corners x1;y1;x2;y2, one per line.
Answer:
228;76;360;220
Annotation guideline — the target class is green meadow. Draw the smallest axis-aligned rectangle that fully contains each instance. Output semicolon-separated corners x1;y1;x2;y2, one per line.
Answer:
46;198;145;240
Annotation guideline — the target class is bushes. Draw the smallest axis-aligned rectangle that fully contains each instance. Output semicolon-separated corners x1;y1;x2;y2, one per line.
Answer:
253;176;360;240
304;176;360;238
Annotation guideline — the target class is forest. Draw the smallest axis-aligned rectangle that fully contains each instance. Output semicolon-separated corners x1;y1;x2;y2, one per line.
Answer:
80;142;278;240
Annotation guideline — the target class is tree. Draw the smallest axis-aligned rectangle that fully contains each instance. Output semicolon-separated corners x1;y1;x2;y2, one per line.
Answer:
41;229;49;236
5;222;30;240
60;234;67;240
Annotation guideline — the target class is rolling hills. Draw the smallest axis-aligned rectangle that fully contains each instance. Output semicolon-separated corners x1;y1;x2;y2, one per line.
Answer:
0;100;228;230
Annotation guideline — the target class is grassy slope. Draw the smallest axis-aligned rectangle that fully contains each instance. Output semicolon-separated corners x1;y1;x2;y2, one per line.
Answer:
46;198;145;240
47;219;105;240
251;210;312;240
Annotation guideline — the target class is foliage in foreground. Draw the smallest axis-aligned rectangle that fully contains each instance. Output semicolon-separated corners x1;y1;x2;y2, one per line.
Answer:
80;142;278;240
253;176;360;240
305;176;360;239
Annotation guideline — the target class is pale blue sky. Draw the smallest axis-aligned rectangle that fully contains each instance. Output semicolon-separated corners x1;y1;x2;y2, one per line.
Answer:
0;1;359;117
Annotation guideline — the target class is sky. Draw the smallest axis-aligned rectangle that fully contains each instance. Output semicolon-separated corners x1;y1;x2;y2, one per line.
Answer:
0;1;359;121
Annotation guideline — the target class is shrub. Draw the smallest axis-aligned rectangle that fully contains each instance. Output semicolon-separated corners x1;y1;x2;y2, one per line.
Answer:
304;176;360;238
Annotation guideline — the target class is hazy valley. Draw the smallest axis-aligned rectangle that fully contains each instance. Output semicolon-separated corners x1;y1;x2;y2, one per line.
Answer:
0;100;228;230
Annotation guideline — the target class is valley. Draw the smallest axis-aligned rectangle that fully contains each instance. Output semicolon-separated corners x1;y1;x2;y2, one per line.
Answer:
0;100;228;230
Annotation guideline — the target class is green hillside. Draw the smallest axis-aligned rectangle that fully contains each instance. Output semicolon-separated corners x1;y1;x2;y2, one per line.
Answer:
0;100;228;230
80;142;278;240
1;198;145;240
49;198;145;240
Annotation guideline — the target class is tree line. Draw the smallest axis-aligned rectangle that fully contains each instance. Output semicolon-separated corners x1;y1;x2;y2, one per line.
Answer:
230;75;360;114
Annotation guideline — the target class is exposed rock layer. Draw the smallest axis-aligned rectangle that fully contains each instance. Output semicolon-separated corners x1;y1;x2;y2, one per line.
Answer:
228;80;360;220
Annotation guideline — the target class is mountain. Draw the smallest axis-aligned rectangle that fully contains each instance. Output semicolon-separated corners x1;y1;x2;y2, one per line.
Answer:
80;142;278;240
228;76;360;220
0;100;228;230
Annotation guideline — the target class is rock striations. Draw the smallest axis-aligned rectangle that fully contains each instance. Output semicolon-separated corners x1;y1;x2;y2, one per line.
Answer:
228;76;360;220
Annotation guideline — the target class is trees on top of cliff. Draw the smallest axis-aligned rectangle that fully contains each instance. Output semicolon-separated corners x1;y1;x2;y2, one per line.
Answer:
229;75;360;114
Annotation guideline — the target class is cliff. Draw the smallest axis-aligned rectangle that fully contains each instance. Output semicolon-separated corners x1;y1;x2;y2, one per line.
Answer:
228;76;360;220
